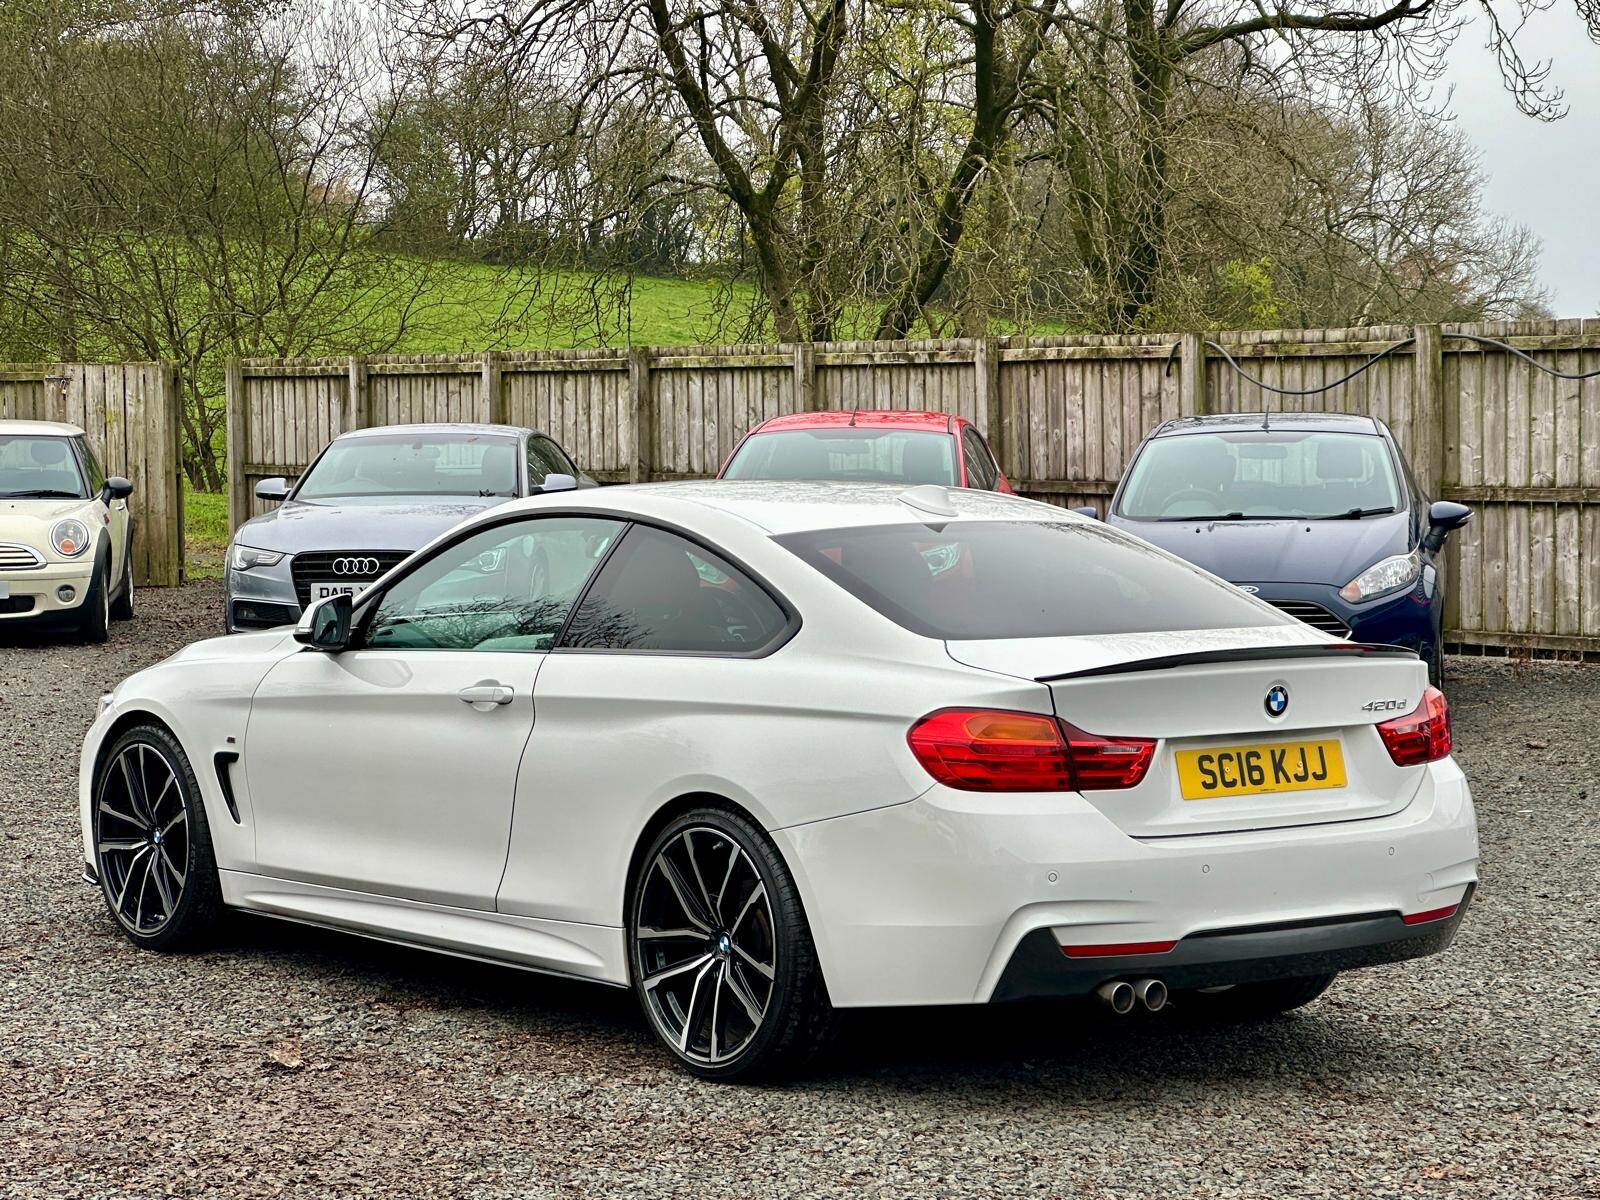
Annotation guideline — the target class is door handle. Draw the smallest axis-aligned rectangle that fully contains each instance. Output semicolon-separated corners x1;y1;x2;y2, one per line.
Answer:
458;684;514;707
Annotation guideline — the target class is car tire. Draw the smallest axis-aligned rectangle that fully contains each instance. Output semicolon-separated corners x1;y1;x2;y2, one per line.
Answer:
1178;972;1337;1022
92;723;226;951
628;806;835;1081
110;529;134;621
1428;640;1445;688
80;549;111;644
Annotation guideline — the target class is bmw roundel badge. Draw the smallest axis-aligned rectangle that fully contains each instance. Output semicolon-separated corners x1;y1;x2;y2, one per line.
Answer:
1264;684;1290;717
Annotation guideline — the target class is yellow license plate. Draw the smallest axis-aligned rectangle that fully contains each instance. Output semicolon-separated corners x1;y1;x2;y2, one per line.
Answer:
1175;740;1346;800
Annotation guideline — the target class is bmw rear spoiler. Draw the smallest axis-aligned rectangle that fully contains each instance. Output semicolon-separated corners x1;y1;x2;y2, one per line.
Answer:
1038;642;1420;683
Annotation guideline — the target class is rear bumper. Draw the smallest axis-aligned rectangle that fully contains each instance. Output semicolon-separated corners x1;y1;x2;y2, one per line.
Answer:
992;889;1471;1001
773;757;1477;1008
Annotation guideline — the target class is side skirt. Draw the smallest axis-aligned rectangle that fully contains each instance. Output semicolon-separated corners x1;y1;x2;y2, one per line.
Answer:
219;870;630;988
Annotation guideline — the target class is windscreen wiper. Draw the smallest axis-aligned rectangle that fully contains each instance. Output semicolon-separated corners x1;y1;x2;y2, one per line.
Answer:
1158;511;1248;521
0;489;83;499
1320;506;1397;520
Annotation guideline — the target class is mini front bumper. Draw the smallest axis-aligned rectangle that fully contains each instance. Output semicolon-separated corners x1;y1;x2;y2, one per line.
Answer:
773;757;1478;1008
0;560;96;622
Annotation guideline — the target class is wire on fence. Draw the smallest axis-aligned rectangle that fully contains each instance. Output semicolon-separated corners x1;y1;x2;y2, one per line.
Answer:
1177;331;1600;398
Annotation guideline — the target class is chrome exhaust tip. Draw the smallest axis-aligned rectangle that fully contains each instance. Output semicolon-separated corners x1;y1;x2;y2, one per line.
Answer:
1133;977;1168;1013
1095;980;1136;1015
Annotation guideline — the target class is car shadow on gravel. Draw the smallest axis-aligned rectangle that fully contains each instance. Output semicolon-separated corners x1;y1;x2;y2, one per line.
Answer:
218;912;1380;1091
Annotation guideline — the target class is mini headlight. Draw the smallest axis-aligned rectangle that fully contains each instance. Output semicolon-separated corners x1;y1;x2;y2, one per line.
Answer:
1339;550;1421;603
229;543;285;571
51;518;90;557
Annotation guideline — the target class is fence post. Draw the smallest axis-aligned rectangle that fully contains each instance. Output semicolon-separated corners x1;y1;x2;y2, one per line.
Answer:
168;364;185;585
628;346;654;483
793;342;817;412
1179;332;1208;416
481;351;506;424
1412;324;1445;497
346;355;370;432
975;337;1005;470
225;358;247;535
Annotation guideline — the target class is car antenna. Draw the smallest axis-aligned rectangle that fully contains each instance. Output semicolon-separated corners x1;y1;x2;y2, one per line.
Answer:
848;410;858;427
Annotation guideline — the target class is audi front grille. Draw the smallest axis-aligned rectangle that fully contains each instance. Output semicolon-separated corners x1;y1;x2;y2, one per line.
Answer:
1269;600;1352;639
289;550;411;608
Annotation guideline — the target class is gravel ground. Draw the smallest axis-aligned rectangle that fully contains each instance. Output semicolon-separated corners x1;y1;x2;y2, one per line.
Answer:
2;582;1597;1199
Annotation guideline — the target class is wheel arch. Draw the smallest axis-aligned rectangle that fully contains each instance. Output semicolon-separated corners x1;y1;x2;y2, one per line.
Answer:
622;790;771;929
620;790;838;1000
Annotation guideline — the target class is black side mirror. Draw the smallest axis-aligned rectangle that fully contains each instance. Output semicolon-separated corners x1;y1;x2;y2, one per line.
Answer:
103;476;133;502
255;477;291;503
1425;500;1471;551
1070;504;1101;520
294;593;353;653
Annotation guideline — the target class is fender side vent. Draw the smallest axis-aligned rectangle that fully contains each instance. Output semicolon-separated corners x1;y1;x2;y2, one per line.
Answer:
213;752;242;824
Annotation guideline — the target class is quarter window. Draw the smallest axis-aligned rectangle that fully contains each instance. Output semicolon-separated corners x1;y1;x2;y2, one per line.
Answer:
561;525;790;654
365;516;623;652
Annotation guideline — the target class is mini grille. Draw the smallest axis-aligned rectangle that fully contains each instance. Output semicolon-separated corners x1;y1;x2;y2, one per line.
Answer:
289;550;410;607
0;543;45;570
1270;600;1352;639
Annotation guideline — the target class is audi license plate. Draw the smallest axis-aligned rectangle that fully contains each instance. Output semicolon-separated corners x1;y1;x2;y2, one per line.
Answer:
1175;739;1346;800
307;581;363;602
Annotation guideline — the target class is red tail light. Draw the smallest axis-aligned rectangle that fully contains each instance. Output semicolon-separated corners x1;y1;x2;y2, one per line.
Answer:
1376;686;1452;766
907;709;1154;793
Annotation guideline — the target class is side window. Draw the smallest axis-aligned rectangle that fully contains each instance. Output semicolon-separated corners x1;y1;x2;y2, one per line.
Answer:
961;429;999;490
561;525;791;654
365;516;623;652
77;438;106;493
527;436;577;487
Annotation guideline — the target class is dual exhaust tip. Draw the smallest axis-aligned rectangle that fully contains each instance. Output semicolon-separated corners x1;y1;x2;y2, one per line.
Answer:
1095;978;1167;1014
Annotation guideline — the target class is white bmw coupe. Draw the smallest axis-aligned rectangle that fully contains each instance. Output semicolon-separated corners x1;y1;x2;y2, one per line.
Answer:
80;481;1478;1079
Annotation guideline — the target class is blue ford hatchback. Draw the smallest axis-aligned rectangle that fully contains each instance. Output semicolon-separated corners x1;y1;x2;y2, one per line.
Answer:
1104;413;1470;684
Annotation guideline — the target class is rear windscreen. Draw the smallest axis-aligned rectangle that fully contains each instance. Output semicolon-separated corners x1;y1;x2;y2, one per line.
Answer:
722;428;956;486
776;520;1293;640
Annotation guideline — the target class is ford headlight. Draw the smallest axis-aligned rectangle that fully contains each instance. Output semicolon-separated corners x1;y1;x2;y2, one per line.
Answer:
229;543;284;571
51;518;90;557
1339;550;1421;603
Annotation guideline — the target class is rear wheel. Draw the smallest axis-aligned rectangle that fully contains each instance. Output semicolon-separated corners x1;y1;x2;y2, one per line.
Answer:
93;723;225;950
1178;973;1337;1022
628;807;834;1081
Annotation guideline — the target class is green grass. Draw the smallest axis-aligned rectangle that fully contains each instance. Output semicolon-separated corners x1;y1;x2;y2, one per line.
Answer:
185;489;229;581
381;264;768;352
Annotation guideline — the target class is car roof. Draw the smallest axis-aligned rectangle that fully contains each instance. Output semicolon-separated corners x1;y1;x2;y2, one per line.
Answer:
0;420;84;437
337;423;533;441
494;479;1069;536
753;410;959;434
1152;412;1382;437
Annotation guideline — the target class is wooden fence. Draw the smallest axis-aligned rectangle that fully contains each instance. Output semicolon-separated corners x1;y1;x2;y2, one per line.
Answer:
1;362;183;586
227;319;1600;657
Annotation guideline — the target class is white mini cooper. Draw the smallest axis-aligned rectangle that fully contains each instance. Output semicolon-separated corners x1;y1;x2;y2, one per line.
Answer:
0;420;135;641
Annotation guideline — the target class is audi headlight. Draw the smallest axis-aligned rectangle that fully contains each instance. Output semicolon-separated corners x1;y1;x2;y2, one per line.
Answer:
51;518;90;557
229;543;285;571
1339;550;1421;603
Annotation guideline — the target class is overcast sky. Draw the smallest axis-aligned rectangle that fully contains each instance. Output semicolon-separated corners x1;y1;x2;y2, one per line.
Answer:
1443;10;1600;317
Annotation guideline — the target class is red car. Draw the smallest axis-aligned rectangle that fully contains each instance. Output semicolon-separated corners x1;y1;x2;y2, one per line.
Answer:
718;410;1014;492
